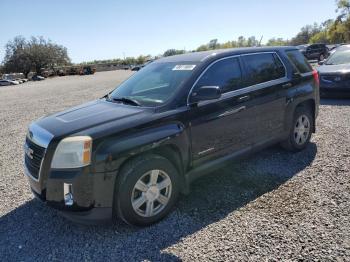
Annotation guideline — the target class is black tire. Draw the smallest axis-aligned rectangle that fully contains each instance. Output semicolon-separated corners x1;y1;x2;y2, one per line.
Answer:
114;154;180;226
281;105;314;152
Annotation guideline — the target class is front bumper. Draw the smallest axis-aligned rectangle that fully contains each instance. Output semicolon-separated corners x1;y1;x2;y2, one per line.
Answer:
27;166;117;224
24;122;117;224
320;86;350;97
31;188;113;225
319;75;350;97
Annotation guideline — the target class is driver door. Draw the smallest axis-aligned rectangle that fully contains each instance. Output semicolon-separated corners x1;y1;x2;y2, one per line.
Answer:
188;56;257;166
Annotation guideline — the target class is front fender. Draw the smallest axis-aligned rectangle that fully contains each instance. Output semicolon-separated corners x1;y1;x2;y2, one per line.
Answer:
93;122;190;173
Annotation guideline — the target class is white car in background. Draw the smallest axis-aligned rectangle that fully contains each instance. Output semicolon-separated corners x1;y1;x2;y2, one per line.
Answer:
2;73;27;84
0;79;20;86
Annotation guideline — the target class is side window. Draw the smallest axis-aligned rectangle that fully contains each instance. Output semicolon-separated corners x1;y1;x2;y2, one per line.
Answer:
194;57;242;93
286;50;313;73
273;54;286;78
242;53;286;86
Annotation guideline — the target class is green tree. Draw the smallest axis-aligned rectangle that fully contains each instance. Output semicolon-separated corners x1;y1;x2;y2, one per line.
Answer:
219;41;234;49
247;36;259;47
3;36;70;76
122;57;136;65
163;49;185;57
196;45;209;52
237;36;247;47
266;38;289;46
3;36;32;77
290;23;322;45
208;39;218;49
333;0;350;42
336;0;350;18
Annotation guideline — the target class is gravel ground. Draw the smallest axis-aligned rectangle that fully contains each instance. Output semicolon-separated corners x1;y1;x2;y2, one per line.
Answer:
0;71;349;261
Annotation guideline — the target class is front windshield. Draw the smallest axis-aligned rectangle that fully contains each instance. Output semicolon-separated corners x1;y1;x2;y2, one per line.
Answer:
109;62;197;106
325;48;350;65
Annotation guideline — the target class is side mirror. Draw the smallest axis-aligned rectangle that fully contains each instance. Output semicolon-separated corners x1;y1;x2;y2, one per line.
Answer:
190;86;221;103
318;60;325;65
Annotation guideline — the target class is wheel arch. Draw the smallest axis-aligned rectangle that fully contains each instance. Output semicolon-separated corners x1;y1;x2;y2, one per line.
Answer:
116;144;189;195
295;99;316;133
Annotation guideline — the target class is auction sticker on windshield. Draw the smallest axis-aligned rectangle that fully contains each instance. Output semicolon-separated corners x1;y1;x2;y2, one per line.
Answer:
172;65;196;71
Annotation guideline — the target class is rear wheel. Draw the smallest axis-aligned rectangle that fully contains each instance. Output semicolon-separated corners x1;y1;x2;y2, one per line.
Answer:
281;105;314;152
114;154;180;226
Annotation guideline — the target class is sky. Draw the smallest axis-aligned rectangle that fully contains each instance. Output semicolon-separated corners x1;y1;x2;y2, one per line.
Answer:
0;0;338;63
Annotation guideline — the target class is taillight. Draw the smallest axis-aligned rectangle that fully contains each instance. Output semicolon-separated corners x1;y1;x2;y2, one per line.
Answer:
312;70;319;86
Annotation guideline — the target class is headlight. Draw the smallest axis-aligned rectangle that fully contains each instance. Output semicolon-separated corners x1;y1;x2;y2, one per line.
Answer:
51;136;92;169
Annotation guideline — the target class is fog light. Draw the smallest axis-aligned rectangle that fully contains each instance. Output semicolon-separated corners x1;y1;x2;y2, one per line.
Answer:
63;183;74;206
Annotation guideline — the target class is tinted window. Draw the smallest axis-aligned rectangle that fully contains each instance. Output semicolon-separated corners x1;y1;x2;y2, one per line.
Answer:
242;53;285;85
309;44;318;50
195;57;242;93
286;50;313;73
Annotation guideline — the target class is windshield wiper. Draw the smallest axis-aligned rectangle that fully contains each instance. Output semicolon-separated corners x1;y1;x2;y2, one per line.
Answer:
111;97;141;106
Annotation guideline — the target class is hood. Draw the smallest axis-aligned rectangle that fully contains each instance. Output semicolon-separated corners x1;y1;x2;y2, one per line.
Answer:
36;99;152;138
318;63;350;75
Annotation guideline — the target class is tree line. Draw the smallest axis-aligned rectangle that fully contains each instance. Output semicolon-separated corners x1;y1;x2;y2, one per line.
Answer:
1;0;349;76
163;0;350;55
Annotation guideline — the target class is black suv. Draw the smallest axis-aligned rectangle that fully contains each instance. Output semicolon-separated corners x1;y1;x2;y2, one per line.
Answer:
24;47;319;226
302;43;329;61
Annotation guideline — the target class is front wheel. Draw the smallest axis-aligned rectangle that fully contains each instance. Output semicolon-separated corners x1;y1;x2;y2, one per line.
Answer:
114;154;180;226
281;106;314;152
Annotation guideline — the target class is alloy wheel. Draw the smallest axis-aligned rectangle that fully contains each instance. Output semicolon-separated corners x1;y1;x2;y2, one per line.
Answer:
294;114;310;145
131;169;172;217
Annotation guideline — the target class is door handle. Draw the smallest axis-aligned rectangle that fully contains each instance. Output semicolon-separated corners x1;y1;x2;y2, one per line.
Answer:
282;82;292;88
219;106;246;118
238;95;250;102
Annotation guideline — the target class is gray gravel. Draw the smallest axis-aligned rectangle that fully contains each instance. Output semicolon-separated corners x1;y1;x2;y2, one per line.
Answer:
0;71;349;261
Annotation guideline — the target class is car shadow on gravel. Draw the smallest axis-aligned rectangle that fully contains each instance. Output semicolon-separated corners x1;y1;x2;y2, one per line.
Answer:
0;143;317;261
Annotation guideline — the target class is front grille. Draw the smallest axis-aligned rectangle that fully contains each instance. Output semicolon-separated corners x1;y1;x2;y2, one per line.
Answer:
25;137;46;179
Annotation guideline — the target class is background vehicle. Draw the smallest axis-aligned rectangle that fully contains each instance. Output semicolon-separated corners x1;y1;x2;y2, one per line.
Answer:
0;79;19;86
57;69;66;76
24;47;319;226
2;73;27;84
131;65;143;71
302;43;329;61
327;43;348;56
131;60;153;71
318;44;350;97
297;44;309;53
32;75;45;81
79;66;95;75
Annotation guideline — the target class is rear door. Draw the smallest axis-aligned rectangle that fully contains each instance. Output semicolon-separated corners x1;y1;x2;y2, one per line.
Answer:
240;52;288;145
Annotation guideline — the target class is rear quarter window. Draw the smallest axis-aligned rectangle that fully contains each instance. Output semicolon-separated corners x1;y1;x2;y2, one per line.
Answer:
242;53;286;86
286;50;313;73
